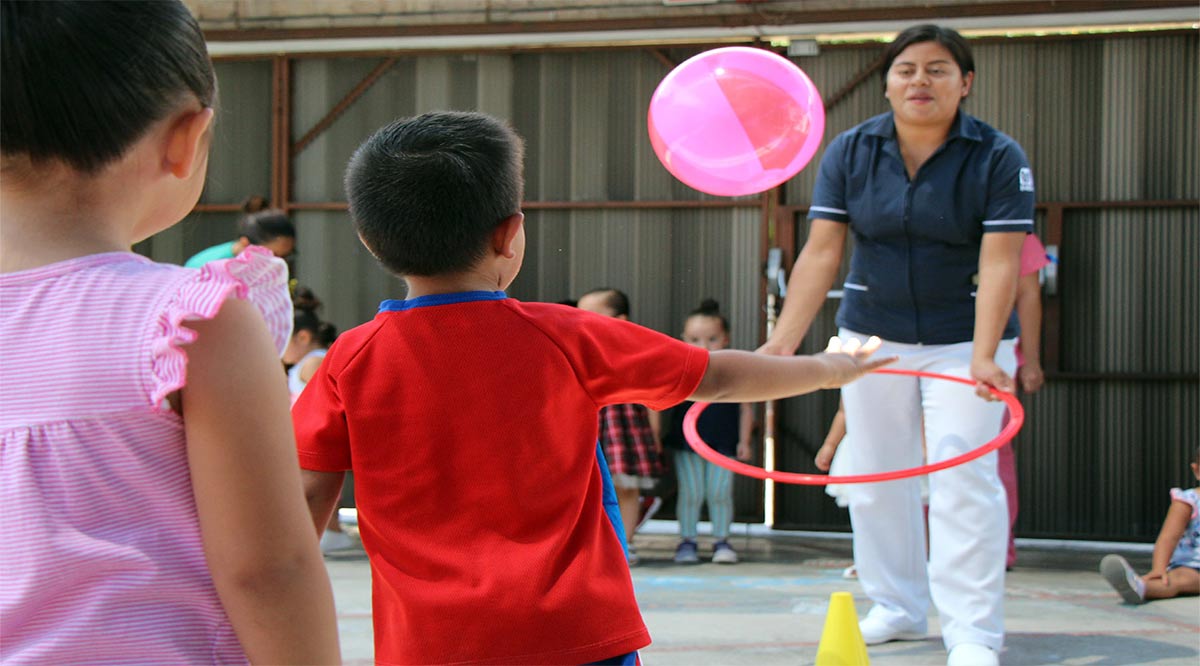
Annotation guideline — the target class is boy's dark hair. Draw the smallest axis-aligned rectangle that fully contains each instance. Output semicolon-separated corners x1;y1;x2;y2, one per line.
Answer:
581;288;630;317
881;24;975;93
344;111;525;277
239;209;295;244
0;0;216;175
688;298;730;333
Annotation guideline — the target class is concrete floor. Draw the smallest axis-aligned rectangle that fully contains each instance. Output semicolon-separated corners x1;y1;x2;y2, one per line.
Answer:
323;525;1200;665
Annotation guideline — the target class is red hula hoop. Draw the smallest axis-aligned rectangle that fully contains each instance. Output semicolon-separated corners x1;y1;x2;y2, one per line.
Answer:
683;367;1025;485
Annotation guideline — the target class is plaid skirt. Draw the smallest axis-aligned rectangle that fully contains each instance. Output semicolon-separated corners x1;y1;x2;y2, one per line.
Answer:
598;403;663;487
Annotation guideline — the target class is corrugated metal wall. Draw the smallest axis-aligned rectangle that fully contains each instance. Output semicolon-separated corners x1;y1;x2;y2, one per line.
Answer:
137;31;1198;540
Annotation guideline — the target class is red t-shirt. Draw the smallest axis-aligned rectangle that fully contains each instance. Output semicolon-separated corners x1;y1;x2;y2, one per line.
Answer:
293;292;708;665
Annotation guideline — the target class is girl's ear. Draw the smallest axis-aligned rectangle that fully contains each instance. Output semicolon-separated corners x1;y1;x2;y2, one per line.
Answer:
165;107;215;179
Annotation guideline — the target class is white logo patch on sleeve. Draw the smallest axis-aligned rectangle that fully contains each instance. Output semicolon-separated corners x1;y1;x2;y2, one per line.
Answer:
1018;167;1035;192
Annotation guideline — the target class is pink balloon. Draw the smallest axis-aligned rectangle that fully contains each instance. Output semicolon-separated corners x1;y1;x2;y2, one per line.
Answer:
648;47;825;197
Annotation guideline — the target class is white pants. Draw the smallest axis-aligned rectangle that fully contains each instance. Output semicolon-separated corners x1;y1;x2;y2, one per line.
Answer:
839;330;1015;651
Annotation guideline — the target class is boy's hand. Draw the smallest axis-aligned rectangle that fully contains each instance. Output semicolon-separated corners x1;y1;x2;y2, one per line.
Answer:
818;336;897;389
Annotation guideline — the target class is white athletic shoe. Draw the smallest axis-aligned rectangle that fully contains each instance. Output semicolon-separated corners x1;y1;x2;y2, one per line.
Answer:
858;613;926;646
946;642;999;666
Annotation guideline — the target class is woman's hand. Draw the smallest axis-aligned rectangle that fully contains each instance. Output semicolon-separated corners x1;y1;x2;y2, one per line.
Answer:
736;440;753;462
970;356;1016;400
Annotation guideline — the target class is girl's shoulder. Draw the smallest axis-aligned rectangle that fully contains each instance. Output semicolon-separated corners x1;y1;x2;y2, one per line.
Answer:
1169;487;1200;520
149;247;292;407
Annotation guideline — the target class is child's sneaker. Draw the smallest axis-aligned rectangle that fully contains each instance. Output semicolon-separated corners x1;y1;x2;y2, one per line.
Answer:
673;539;700;564
320;529;356;554
626;546;640;567
1100;554;1146;604
711;540;739;564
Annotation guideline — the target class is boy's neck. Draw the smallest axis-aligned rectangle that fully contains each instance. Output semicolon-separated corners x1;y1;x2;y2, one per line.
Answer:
403;270;505;300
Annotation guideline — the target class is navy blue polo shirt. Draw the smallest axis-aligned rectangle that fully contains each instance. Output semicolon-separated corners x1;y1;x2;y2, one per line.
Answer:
808;111;1034;344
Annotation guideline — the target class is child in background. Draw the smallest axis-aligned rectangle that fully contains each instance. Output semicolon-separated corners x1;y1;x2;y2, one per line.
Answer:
284;287;352;552
578;287;664;566
1100;448;1200;604
285;286;339;403
184;202;296;268
293;110;893;665
999;232;1052;568
661;299;755;564
0;2;340;663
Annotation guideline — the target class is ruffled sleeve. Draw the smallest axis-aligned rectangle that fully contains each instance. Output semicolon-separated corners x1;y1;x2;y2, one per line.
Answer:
149;247;293;407
1169;488;1199;520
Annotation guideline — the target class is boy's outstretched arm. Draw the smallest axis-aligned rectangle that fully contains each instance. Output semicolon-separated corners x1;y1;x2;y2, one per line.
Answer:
692;337;895;403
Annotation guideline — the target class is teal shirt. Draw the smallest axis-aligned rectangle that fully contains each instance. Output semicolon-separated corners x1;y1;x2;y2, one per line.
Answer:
183;241;237;268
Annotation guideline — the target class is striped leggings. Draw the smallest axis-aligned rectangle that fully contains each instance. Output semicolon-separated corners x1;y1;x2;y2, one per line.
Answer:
673;448;735;540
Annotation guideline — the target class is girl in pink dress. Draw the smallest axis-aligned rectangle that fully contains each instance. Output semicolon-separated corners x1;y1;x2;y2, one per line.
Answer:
0;2;339;663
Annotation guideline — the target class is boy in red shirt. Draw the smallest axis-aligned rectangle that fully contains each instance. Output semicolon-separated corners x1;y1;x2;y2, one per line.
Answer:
294;110;893;665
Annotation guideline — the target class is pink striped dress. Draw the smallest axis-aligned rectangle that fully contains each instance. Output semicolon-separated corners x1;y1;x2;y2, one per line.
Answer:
0;247;291;665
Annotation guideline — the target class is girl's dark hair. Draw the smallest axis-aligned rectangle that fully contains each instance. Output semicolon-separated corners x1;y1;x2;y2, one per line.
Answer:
292;287;337;348
1;0;216;174
688;298;729;333
582;288;630;317
881;24;975;93
239;209;295;244
240;195;269;214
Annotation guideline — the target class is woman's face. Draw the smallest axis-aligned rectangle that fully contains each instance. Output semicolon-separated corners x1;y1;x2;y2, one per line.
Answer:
884;40;973;129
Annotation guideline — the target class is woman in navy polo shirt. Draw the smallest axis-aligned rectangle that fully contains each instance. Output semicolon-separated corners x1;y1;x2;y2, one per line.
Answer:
760;25;1033;666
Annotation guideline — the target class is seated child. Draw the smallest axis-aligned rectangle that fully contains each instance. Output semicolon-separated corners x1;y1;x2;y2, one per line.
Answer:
1100;447;1200;604
293;110;894;665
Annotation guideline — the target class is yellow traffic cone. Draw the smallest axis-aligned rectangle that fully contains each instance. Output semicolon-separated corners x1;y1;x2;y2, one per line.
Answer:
815;591;870;666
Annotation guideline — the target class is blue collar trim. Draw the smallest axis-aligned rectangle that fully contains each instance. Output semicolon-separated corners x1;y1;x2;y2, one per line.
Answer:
379;290;507;312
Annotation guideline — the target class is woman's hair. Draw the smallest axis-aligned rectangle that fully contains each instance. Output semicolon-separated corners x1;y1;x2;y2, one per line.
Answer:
880;24;976;93
0;0;216;175
292;287;337;348
688;298;730;333
239;209;295;245
581;288;630;317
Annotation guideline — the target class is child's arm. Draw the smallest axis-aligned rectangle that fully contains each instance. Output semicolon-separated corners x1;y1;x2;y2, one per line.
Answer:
182;298;341;665
1014;272;1045;393
815;400;847;472
736;403;755;461
1146;498;1193;581
693;338;894;403
646;407;663;454
304;470;346;535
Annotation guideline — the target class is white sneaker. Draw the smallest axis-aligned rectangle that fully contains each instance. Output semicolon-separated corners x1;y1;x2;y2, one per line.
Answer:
947;642;999;666
320;529;356;554
711;541;739;564
1100;554;1146;604
858;613;926;645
